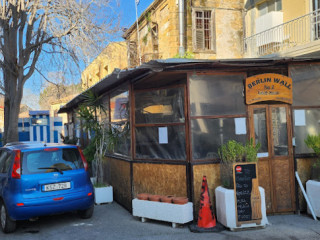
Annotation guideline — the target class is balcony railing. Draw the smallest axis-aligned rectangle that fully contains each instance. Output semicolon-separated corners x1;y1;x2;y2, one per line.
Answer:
244;9;320;57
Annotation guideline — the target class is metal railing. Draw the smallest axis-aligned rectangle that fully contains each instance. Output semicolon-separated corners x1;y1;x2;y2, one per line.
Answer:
244;9;320;57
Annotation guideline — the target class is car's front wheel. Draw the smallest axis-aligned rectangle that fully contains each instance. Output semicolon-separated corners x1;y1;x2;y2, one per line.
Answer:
0;201;16;233
78;205;94;219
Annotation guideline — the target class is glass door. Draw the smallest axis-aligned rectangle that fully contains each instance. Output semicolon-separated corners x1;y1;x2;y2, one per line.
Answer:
249;104;295;213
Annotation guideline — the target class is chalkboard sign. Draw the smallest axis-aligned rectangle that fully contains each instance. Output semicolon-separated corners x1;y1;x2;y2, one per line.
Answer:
233;163;262;226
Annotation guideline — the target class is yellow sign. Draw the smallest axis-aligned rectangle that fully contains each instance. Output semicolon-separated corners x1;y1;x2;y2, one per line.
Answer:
246;73;293;104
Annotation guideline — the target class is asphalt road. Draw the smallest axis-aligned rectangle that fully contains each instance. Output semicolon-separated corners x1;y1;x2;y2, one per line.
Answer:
1;202;320;240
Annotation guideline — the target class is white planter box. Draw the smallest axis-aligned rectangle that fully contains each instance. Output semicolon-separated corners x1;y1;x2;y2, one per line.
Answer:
132;199;193;228
215;186;268;231
306;180;320;217
94;186;113;204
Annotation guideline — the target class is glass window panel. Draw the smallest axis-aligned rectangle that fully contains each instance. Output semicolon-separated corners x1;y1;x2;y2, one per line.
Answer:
272;107;288;156
110;122;131;157
0;151;6;173
190;74;246;116
276;0;282;11
110;86;129;122
99;94;110;124
135;126;186;160
2;152;12;173
21;149;84;175
191;118;247;160
289;65;320;106
254;108;269;156
268;1;275;12
135;88;185;124
258;2;268;16
294;109;320;154
110;84;131;157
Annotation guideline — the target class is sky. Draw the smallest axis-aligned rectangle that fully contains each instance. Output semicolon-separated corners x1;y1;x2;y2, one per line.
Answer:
23;0;155;110
120;0;154;29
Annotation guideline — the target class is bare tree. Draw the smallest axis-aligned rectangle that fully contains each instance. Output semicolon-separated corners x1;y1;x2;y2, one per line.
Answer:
0;0;119;143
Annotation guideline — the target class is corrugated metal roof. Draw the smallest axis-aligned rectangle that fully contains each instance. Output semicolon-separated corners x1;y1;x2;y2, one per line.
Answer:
58;57;320;114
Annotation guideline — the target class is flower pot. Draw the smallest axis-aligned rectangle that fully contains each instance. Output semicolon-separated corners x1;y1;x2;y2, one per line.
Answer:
148;195;161;202
137;193;149;200
94;186;113;204
172;197;188;205
215;186;268;231
160;195;173;203
132;199;193;227
306;180;320;217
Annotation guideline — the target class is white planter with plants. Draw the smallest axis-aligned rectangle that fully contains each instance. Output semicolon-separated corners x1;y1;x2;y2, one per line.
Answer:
215;186;268;230
217;139;268;231
305;134;320;217
305;134;320;181
94;185;113;204
306;180;320;217
132;199;193;228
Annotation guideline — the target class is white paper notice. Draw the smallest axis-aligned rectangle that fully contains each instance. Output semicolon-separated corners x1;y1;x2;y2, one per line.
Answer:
257;152;269;158
235;118;246;135
294;110;306;126
159;127;168;144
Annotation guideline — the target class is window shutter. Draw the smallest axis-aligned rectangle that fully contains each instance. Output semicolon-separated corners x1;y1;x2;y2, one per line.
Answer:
211;10;216;52
192;8;215;52
192;9;197;50
196;29;204;50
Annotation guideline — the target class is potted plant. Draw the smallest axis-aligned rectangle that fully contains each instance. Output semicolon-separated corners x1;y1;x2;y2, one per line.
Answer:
305;134;320;181
218;140;245;189
305;134;320;217
78;91;113;204
216;139;268;230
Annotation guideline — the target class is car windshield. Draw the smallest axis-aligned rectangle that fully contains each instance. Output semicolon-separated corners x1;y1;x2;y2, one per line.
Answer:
21;148;84;175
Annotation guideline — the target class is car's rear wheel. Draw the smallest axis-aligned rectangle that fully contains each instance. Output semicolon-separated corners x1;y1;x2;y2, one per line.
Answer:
0;201;16;233
78;205;94;219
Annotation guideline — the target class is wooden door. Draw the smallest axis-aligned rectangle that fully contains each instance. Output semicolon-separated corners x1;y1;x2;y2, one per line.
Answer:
248;104;295;214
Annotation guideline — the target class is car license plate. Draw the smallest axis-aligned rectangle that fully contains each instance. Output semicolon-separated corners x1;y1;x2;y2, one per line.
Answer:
44;182;71;192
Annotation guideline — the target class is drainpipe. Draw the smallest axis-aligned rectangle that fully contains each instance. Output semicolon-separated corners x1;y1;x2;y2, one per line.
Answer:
178;0;185;57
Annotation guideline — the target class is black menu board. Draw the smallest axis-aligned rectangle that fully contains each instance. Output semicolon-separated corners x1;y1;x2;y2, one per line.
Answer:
233;163;260;226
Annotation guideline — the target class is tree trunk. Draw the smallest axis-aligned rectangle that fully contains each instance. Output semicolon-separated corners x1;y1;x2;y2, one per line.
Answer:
3;70;23;144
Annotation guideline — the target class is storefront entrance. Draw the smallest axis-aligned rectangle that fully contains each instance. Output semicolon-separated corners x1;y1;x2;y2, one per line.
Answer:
248;104;295;214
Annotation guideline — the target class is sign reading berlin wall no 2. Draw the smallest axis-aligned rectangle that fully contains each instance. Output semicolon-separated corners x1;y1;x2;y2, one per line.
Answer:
246;73;293;104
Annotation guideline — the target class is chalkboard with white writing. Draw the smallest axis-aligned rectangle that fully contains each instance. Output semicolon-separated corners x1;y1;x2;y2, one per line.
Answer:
233;163;258;224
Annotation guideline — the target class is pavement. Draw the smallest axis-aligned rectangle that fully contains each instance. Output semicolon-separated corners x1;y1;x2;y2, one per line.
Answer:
1;202;320;240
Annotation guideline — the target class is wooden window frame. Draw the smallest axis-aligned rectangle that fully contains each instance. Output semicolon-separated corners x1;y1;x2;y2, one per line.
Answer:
292;106;320;157
132;85;188;162
192;8;216;53
187;72;248;163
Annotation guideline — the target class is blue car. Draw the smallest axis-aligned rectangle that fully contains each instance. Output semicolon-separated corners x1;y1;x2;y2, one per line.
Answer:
0;142;94;233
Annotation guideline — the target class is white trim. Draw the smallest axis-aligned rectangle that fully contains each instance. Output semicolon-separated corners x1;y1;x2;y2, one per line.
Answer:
36;126;40;142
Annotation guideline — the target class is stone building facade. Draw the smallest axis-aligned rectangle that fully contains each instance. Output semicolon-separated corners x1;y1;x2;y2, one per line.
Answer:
123;0;245;67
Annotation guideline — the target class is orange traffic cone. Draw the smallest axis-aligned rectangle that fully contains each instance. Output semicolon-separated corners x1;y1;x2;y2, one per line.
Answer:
197;176;216;228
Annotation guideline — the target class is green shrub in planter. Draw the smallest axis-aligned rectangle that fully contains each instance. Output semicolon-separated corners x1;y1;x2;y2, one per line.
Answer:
305;134;320;181
245;138;261;163
218;139;260;189
219;140;245;189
